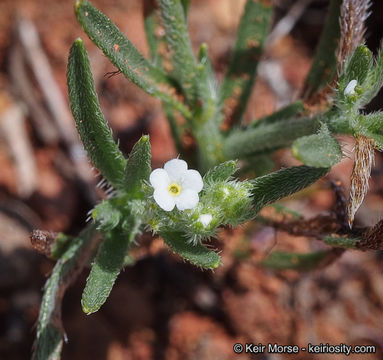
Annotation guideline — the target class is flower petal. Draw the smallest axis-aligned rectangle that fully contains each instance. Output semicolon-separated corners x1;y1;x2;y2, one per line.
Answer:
153;188;175;211
181;169;203;192
344;79;357;95
175;189;199;210
150;168;170;189
199;214;213;227
164;159;188;181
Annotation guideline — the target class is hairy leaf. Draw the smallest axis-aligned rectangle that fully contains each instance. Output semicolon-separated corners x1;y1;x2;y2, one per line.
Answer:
82;220;137;314
203;160;238;184
251;166;329;214
75;0;191;118
323;234;358;249
220;0;272;124
292;124;342;167
302;0;342;98
125;135;151;197
360;42;383;106
261;250;330;271
224;116;320;159
158;0;197;106
67;39;126;189
250;101;305;127
161;231;221;269
339;44;372;91
195;43;219;124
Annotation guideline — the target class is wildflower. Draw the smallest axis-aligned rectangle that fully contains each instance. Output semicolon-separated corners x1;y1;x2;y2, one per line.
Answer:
149;159;203;211
344;79;357;96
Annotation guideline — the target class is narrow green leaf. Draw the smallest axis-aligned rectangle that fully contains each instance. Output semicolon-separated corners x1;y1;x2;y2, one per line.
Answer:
180;0;190;16
125;135;151;197
67;38;126;190
203;160;238;184
82;221;137;314
360;42;383;106
33;225;97;360
195;43;219;124
323;234;358;249
92;200;122;232
359;112;383;134
143;2;163;67
223;116;320;159
251;165;329;214
342;45;372;86
338;44;373;99
220;0;272;124
158;0;197;106
302;0;342;98
249;101;305;127
261;250;329;271
75;0;191;118
51;233;73;260
163;103;185;155
161;231;221;269
292;124;342;167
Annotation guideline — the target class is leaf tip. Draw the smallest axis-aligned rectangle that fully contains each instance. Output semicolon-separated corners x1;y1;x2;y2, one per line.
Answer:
140;135;150;143
211;258;221;269
81;300;96;315
75;0;83;12
74;37;84;46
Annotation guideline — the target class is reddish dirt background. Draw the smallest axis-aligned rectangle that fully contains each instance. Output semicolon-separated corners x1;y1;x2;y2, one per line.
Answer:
1;1;383;359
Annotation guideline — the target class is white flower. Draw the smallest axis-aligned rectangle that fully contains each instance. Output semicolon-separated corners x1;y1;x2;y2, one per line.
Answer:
198;214;213;227
149;159;203;211
344;79;357;96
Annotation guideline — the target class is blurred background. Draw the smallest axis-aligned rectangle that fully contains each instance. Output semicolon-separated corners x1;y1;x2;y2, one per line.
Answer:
1;0;383;359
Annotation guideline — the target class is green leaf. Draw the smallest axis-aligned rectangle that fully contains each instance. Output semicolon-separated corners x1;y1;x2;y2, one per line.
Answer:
125;135;151;197
261;250;329;271
81;221;137;314
143;2;163;67
33;225;97;360
323;234;358;249
51;233;73;260
75;0;191;118
220;0;272;124
223;116;320;159
356;113;383;148
359;112;383;134
203;160;238;184
195;43;219;124
341;44;372;87
251;165;329;214
360;42;383;106
302;0;341;98
163;103;185;155
67;38;127;190
249;101;305;127
92;200;121;232
158;0;197;106
161;231;221;269
292;124;342;167
180;0;190;16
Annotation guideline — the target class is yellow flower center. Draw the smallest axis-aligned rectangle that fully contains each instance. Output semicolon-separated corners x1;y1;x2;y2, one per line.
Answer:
168;183;181;196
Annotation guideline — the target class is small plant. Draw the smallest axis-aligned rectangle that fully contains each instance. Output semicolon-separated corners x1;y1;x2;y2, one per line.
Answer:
32;0;383;359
